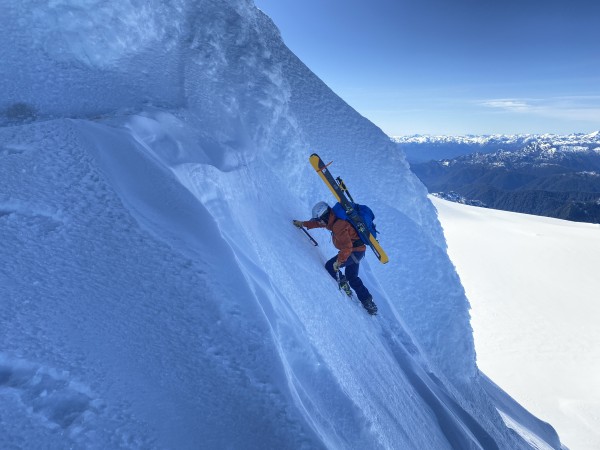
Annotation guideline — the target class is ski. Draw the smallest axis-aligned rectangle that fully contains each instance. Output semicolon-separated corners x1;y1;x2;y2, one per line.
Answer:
309;153;389;264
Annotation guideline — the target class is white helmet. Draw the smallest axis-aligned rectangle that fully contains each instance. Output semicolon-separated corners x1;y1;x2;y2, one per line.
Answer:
312;201;330;220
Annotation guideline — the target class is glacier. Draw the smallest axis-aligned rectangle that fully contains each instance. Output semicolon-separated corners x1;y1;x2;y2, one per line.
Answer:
0;0;565;448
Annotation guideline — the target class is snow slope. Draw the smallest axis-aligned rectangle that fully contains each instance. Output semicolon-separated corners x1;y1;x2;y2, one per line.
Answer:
432;196;600;450
1;0;564;448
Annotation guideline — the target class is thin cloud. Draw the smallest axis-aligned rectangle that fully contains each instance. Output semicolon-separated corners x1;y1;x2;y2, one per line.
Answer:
481;99;532;111
481;97;600;123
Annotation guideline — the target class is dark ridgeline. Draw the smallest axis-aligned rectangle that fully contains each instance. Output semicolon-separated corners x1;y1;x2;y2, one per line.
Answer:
407;137;600;224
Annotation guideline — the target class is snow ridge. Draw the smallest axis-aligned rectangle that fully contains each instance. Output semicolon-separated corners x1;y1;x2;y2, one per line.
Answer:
393;132;600;147
393;132;600;164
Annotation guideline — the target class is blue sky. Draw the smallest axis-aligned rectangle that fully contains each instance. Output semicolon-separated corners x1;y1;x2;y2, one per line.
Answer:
254;0;600;136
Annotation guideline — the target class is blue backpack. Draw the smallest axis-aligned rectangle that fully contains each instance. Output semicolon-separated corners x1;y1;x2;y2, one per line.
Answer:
331;202;378;243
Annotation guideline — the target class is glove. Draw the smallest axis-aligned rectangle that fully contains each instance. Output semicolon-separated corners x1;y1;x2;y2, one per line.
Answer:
292;220;304;228
333;260;342;272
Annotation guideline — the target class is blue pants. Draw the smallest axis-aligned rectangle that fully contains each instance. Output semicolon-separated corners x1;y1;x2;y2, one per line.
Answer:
325;252;371;303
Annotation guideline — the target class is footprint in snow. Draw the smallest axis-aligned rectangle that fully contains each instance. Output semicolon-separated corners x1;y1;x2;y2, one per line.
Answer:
0;354;100;432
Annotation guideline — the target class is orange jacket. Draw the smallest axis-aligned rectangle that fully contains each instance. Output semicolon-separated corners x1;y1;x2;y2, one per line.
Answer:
303;212;366;264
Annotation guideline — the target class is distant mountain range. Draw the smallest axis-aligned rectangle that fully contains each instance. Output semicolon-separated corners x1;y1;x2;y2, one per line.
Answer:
393;131;600;163
398;133;600;224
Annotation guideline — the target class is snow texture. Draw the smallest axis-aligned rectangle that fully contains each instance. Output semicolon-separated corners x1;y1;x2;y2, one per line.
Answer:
1;0;565;448
433;196;600;450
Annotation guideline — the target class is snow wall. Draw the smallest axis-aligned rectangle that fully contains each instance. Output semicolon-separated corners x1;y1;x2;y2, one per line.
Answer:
0;0;564;448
